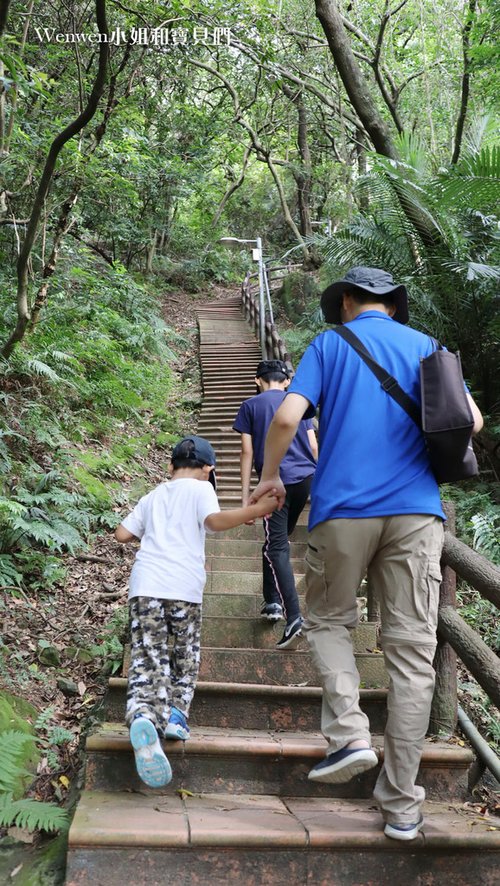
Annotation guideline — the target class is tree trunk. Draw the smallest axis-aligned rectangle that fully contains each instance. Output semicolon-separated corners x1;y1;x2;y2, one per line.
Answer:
438;606;500;710
429;503;457;738
314;0;398;160
1;0;109;359
452;0;477;164
442;532;500;609
0;1;11;37
286;88;313;238
145;230;157;274
29;190;79;328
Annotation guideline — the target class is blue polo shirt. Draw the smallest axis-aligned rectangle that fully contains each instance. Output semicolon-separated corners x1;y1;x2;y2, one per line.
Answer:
233;389;316;485
288;311;445;529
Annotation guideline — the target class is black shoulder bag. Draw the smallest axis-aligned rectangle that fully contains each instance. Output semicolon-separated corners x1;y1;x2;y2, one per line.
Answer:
334;325;478;484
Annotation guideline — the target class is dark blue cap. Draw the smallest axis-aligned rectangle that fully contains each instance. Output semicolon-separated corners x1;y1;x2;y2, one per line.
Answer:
171;435;217;489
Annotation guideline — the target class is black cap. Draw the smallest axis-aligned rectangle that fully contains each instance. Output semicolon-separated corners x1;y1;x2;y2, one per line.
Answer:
255;359;290;379
320;266;409;325
171;435;217;490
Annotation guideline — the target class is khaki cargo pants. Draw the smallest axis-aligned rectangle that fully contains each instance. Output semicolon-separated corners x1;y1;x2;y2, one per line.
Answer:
304;514;444;824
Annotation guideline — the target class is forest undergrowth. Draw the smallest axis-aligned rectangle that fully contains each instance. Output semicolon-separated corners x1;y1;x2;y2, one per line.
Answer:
0;245;236;873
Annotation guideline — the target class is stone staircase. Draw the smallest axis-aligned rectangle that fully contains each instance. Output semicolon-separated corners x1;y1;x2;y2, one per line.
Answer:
66;296;500;884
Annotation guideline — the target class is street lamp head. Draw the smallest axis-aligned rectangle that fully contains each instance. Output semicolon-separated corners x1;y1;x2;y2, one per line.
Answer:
218;236;257;247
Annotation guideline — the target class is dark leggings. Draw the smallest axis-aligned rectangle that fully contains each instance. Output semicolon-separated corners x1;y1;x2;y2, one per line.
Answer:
261;474;312;624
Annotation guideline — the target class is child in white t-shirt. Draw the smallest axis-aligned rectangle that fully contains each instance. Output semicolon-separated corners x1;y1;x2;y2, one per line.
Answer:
115;435;278;789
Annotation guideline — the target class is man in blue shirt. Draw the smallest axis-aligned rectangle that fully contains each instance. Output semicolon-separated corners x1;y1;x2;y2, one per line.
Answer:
250;268;483;840
233;360;317;649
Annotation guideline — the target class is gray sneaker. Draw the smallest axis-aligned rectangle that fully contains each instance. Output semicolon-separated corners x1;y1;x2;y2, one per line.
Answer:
260;602;284;622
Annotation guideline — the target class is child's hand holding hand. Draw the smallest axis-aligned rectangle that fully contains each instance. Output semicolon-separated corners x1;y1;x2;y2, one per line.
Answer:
251;490;279;518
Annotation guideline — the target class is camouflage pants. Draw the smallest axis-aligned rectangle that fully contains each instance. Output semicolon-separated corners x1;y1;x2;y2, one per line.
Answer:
126;596;202;736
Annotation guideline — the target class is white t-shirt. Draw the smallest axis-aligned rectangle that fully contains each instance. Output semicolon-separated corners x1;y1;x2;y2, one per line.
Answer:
122;478;220;604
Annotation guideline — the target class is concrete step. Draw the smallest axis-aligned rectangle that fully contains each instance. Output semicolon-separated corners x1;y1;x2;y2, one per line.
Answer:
206;538;307;557
217;500;310;524
198;647;387;687
105;679;388;734
202;592;307;618
206;571;308;594
214;523;309;541
199;434;239;442
83;725;473;802
205;555;305;572
197;426;243;434
66;791;500;886
199;617;376;651
202;382;254;390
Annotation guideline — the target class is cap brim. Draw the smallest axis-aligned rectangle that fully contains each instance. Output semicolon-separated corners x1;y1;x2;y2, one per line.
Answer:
320;281;409;325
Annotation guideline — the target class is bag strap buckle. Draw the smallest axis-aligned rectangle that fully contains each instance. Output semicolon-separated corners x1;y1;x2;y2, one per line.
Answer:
381;376;398;392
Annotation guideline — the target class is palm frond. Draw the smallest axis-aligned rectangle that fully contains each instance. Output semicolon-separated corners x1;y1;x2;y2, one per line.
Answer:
438;146;500;207
462;114;499;156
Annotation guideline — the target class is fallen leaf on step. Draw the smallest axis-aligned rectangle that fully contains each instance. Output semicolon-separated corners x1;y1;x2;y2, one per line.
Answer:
176;788;194;799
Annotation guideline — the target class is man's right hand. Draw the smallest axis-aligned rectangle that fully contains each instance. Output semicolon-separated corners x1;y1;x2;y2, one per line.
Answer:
250;477;286;509
250;489;279;518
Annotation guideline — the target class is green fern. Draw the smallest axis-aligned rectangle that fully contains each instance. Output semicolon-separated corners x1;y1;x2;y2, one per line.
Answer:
0;731;33;791
0;553;23;587
0;792;69;832
471;513;500;564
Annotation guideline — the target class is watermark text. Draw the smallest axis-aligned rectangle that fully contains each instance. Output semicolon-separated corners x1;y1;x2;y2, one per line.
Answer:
33;26;232;47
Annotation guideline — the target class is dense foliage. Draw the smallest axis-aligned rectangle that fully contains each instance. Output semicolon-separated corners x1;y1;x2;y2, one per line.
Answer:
0;0;498;848
0;250;187;590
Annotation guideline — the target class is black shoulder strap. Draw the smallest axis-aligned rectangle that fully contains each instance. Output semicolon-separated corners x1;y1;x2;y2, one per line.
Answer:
334;326;421;427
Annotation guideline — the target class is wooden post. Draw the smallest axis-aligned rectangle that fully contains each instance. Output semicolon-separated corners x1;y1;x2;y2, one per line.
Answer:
366;580;380;622
429;501;458;737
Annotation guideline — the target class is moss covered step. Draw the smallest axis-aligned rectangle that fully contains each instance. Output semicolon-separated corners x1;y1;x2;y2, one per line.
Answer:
104;679;388;734
198;647;387;688
206;556;306;573
206;571;306;593
206;540;307;559
203;592;309;618
82;725;472;802
198;617;377;651
213;523;309;542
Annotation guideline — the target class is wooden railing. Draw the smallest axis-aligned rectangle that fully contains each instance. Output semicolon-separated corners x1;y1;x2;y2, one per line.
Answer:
429;503;499;747
241;263;301;367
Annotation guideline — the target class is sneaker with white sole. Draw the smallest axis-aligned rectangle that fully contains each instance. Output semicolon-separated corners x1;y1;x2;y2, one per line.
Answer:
384;816;424;841
308;746;378;783
129;717;172;788
164;706;190;741
260;602;284;622
276;616;303;649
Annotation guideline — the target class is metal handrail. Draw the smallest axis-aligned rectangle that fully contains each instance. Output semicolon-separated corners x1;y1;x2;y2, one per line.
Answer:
242;261;301;364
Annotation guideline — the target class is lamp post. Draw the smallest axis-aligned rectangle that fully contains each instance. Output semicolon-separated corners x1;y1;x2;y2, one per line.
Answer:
218;236;266;356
